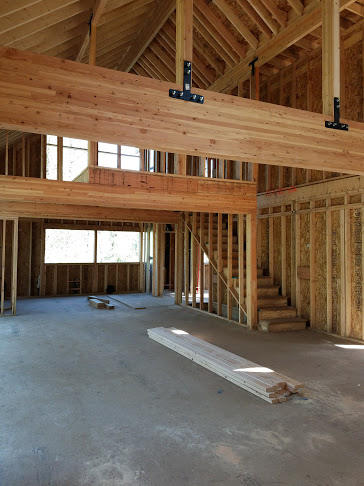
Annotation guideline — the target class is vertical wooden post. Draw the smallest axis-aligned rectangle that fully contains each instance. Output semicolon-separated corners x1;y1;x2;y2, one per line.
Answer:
208;213;213;313
57;137;63;181
309;201;316;327
12;144;16;176
238;214;245;324
281;206;287;296
11;219;19;315
322;0;340;116
269;207;274;278
146;224;151;294
158;224;165;297
5;130;9;176
41;134;47;178
191;213;197;307
28;222;32;297
227;213;233;320
88;21;98;168
184;217;190;305
246;213;258;329
326;199;333;332
199;212;205;310
26;137;30;177
140;149;145;171
257;211;262;269
217;213;223;316
21;134;26;177
152;224;157;296
248;66;259;183
295;205;301;315
291;203;296;307
40;222;46;296
175;219;184;304
322;0;340;115
340;209;346;336
139;223;144;292
344;197;351;337
1;220;6;316
176;0;193;176
93;230;98;292
362;195;364;341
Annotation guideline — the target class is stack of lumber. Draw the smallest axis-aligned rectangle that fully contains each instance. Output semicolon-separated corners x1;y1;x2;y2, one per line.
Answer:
148;327;303;404
88;296;114;310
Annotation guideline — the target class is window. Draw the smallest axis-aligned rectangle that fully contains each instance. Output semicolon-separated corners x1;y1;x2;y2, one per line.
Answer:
46;136;88;181
63;137;88;181
97;231;139;263
98;142;118;168
120;145;139;170
45;229;95;264
98;144;140;171
46;135;57;180
44;229;140;264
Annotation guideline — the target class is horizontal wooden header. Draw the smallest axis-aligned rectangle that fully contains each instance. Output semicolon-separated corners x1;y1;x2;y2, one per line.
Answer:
0;171;256;215
0;47;364;175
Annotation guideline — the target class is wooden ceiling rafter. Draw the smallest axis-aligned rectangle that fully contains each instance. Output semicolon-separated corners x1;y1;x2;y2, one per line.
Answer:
247;0;280;35
260;0;288;28
75;0;108;61
211;0;259;49
235;0;273;39
194;0;247;61
209;0;358;93
117;0;175;72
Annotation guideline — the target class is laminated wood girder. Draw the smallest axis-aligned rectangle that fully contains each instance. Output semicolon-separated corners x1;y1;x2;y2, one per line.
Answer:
0;47;364;175
0;201;179;224
0;171;257;215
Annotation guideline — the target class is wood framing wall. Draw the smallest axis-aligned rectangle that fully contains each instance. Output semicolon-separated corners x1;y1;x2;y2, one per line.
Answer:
3;219;144;300
258;177;364;342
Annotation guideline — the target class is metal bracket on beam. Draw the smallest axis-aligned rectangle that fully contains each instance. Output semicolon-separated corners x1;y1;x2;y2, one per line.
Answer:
169;61;204;104
88;13;93;36
325;97;349;131
249;57;259;76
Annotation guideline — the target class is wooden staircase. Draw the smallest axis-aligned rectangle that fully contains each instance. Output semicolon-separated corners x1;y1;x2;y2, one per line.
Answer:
195;214;306;332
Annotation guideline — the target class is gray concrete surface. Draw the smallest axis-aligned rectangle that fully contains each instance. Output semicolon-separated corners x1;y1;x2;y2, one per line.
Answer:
0;294;364;486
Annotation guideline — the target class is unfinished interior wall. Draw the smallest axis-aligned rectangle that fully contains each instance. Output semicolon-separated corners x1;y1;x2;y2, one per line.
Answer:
258;180;364;342
2;219;144;300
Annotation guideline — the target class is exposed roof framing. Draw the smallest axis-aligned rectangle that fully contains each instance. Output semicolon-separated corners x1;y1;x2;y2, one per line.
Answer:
0;0;362;95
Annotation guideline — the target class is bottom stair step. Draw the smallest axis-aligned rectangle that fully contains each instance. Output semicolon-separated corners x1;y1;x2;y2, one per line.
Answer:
259;317;307;333
258;306;297;319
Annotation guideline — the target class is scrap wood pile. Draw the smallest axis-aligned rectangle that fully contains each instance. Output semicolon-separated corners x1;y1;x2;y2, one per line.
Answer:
148;327;304;404
88;296;114;310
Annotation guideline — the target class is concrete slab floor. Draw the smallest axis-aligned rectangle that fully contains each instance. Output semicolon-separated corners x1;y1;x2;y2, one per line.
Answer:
0;294;364;486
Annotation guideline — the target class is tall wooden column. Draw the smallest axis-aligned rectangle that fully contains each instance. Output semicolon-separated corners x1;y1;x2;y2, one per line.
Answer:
175;218;184;304
176;0;193;176
247;66;259;183
246;213;258;329
88;20;98;167
322;0;340;115
11;219;19;315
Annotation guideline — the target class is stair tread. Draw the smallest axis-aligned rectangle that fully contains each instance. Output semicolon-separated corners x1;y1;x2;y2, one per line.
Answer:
259;317;306;324
259;305;296;311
